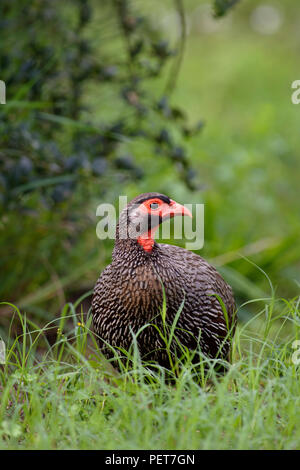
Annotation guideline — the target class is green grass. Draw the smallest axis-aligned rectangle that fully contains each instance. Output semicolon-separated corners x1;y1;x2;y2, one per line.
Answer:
0;292;299;450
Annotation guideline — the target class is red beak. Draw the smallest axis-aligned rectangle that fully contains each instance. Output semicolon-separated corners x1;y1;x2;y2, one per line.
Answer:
163;199;193;220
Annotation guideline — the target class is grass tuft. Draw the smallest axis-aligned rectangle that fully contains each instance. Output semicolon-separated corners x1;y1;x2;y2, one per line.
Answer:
0;293;299;449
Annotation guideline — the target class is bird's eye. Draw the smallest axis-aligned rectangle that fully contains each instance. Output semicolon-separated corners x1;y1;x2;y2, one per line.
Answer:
150;202;159;210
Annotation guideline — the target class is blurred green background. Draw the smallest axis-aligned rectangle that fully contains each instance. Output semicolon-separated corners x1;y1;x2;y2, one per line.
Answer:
1;0;300;334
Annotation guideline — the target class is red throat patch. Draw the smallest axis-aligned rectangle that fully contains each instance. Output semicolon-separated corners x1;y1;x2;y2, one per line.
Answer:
137;236;155;253
137;227;157;253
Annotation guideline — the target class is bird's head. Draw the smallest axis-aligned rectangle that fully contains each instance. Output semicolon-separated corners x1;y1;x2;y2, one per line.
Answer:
116;192;192;253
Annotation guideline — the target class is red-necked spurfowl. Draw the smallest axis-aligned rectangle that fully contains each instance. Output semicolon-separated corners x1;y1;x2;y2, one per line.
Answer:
92;192;236;369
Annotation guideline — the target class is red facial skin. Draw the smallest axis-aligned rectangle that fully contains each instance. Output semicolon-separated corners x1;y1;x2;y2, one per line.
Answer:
137;198;193;253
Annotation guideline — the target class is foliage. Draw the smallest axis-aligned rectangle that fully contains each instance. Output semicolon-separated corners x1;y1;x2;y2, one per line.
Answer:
0;0;203;213
213;0;241;18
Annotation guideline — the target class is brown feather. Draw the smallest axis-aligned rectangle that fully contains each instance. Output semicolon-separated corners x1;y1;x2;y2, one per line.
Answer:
92;193;236;369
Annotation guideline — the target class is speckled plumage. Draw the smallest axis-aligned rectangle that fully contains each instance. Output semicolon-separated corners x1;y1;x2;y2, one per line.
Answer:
92;193;236;369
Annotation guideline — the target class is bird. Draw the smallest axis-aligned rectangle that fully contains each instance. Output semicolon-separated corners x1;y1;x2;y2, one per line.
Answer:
92;192;236;372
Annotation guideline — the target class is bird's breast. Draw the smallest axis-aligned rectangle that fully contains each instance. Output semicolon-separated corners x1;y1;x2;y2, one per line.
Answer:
113;264;163;315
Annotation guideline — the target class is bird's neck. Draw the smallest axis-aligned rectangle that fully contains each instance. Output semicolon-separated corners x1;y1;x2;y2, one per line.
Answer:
114;218;159;258
113;235;158;261
137;227;158;253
